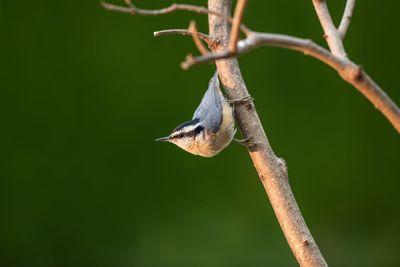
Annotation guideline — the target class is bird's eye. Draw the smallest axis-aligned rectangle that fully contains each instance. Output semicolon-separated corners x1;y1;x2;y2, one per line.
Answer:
195;125;204;133
178;134;184;138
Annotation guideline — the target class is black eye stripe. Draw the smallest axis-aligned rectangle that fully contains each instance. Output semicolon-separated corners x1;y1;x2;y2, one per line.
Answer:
173;118;200;133
172;125;205;139
194;125;204;134
185;125;204;138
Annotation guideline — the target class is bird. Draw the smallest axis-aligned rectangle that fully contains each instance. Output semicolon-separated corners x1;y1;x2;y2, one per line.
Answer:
156;71;236;157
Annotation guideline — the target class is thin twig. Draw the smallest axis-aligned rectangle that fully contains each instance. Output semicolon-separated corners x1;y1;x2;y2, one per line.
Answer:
188;21;209;55
123;0;132;7
228;0;248;52
101;1;219;16
101;1;251;35
154;29;218;48
182;32;343;70
311;0;347;58
338;0;356;39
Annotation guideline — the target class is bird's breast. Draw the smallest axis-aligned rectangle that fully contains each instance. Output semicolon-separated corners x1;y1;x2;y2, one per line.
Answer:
188;102;235;157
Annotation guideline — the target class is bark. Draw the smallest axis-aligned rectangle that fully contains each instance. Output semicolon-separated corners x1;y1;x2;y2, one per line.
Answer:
208;0;328;266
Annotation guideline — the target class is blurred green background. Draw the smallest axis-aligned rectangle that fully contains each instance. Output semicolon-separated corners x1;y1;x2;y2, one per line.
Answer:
1;0;399;266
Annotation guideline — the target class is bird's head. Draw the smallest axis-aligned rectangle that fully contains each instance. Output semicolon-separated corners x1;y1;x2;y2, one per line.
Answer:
156;118;208;154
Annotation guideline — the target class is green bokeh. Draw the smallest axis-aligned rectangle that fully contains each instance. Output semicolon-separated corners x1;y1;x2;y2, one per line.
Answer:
0;1;399;266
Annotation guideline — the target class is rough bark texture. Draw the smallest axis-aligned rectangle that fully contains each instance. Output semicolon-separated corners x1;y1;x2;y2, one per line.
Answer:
208;0;328;266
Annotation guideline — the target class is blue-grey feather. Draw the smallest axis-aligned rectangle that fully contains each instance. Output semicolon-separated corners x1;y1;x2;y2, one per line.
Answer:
192;71;223;133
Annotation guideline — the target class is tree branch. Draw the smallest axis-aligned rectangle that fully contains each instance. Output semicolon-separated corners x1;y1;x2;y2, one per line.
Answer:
101;1;222;17
228;0;248;53
309;0;400;130
182;32;353;72
153;29;218;48
338;0;356;39
188;21;209;56
101;1;251;35
311;0;347;58
181;32;340;69
208;1;328;266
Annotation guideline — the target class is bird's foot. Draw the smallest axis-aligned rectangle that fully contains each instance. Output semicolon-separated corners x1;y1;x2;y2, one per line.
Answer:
234;135;259;147
227;95;254;104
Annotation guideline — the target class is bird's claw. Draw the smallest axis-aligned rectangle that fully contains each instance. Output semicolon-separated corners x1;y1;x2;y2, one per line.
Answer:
227;95;254;104
234;135;258;147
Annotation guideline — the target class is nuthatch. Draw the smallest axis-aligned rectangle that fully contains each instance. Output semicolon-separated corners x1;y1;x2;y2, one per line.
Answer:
156;71;236;157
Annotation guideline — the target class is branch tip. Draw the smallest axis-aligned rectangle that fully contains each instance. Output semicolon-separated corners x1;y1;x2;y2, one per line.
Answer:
338;0;357;39
153;29;217;48
123;0;132;7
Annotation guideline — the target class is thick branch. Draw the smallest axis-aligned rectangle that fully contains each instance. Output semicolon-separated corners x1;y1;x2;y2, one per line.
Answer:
338;0;356;39
312;0;347;58
208;1;328;266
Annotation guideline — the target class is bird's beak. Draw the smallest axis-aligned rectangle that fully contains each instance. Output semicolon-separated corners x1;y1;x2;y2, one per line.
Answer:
155;136;170;142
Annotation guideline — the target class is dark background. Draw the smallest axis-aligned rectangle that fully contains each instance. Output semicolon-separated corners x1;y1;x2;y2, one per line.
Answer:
1;1;399;266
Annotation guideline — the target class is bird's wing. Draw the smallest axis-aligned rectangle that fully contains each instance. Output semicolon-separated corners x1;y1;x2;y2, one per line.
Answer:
192;71;223;133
